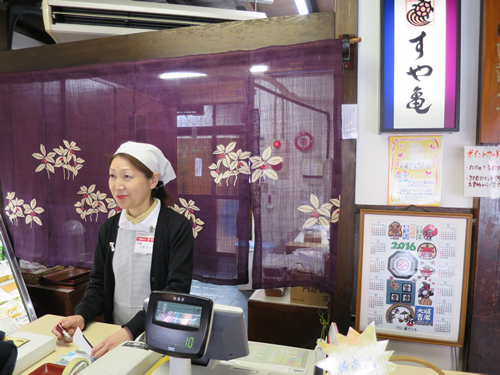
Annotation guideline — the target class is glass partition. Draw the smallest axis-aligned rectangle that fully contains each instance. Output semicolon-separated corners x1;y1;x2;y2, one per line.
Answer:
0;215;37;335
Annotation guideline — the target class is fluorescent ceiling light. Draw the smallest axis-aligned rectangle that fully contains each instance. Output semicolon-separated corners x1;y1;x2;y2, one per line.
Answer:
159;72;207;79
250;65;268;73
294;0;309;15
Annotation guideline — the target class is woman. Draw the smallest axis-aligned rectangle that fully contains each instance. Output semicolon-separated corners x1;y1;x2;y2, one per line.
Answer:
51;141;193;358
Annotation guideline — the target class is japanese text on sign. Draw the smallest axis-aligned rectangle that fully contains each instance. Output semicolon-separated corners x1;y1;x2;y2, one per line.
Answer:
464;146;500;198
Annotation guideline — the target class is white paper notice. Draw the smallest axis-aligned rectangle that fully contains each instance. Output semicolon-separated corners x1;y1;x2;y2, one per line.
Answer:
73;327;92;356
464;146;500;198
341;104;358;139
195;158;202;177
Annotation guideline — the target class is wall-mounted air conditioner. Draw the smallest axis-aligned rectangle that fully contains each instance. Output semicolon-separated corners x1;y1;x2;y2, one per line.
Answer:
42;0;267;44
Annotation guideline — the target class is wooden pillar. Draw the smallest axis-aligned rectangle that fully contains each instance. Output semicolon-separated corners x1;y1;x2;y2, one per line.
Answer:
467;198;500;373
331;0;358;335
0;2;8;52
467;0;500;372
477;0;500;143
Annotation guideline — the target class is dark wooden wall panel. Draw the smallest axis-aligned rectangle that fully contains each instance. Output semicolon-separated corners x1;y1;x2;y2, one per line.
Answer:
467;1;500;372
331;0;358;335
0;2;7;52
467;198;500;374
478;0;500;143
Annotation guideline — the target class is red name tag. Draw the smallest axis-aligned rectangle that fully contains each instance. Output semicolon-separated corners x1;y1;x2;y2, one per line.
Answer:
136;236;154;242
135;231;155;255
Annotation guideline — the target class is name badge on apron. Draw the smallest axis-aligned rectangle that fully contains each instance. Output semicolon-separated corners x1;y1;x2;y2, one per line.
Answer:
134;231;154;255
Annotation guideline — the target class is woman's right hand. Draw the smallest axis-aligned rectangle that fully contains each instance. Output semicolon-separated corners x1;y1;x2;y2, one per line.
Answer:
51;315;85;342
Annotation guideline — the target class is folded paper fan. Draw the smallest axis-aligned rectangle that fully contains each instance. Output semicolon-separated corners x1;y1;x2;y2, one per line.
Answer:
315;322;397;374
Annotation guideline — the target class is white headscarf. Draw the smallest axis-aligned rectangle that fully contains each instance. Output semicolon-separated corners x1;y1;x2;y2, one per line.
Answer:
114;141;176;184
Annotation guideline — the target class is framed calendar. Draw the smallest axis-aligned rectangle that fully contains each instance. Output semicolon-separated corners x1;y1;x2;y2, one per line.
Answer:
355;209;472;346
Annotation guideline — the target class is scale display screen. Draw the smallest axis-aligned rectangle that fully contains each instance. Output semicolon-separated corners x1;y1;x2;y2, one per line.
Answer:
146;292;213;359
154;301;202;328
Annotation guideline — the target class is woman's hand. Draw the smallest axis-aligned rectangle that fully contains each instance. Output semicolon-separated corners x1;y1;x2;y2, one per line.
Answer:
51;315;85;342
90;327;133;359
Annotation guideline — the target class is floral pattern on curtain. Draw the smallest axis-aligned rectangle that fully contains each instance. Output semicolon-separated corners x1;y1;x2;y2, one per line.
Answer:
0;39;342;294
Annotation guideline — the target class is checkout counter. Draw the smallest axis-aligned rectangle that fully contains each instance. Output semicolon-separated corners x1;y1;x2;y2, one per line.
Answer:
16;291;320;375
17;314;319;375
15;293;483;375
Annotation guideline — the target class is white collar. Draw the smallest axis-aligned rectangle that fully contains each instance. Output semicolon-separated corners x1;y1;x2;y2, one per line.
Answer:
118;198;161;232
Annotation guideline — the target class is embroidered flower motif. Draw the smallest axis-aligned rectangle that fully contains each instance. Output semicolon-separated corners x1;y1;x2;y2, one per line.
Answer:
174;198;200;220
23;199;44;228
250;146;283;184
210;142;251;186
33;140;84;180
106;198;122;218
210;142;257;186
208;164;225;185
214;142;237;169
191;218;204;238
53;141;85;180
297;194;340;229
75;185;109;222
228;149;251;185
4;192;25;226
330;196;340;223
90;190;108;221
322;195;341;223
170;198;204;238
33;144;56;178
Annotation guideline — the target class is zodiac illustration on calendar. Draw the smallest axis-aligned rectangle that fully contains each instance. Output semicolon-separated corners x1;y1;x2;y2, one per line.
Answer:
417;242;437;260
423;224;438;241
417;281;434;306
388;221;403;238
386;276;415;307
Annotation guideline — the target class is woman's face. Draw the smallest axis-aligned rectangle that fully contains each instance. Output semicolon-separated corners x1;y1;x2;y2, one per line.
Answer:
109;156;157;217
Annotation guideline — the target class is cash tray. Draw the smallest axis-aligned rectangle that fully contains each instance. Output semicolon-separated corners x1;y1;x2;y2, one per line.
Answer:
39;267;90;288
29;363;65;375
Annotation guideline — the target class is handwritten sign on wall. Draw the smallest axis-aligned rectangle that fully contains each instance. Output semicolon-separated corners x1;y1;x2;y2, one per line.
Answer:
389;136;443;206
464;146;500;198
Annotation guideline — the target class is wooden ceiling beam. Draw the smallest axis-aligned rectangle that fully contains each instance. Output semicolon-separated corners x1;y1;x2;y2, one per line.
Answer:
0;12;333;73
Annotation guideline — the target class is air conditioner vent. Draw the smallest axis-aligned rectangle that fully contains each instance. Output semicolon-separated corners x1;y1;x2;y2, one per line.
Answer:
42;0;267;43
51;6;227;30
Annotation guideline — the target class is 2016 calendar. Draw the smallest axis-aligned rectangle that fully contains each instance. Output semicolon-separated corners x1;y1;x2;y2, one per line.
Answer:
356;210;472;346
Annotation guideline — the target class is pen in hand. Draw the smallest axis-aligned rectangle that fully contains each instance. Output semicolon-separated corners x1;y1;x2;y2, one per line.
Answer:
56;323;72;341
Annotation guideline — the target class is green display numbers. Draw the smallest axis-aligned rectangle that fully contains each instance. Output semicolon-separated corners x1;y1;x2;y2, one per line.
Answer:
185;336;194;348
391;242;416;251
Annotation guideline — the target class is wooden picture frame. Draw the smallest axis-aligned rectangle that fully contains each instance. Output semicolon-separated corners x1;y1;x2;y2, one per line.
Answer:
355;209;472;346
380;0;461;133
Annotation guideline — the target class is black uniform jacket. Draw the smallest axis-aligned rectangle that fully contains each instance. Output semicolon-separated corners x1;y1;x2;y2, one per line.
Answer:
75;206;194;339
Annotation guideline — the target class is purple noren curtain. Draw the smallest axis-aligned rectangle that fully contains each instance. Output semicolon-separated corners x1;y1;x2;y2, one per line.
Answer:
0;39;342;294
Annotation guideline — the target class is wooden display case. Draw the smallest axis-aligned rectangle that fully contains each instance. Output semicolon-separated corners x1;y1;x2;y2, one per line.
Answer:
248;288;326;349
27;282;89;318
